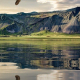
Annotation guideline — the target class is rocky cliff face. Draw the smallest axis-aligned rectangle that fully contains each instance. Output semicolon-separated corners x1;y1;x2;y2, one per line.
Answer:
0;7;80;34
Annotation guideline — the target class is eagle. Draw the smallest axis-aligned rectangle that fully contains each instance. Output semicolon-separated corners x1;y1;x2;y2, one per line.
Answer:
15;0;21;5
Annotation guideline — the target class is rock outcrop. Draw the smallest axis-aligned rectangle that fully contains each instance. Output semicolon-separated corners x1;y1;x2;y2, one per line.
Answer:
63;17;80;33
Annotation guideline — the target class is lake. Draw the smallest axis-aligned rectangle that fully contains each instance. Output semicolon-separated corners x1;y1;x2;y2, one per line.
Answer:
0;40;80;80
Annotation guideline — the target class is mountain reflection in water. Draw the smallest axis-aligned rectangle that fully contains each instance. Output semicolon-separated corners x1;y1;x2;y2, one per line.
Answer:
0;41;80;70
0;62;20;69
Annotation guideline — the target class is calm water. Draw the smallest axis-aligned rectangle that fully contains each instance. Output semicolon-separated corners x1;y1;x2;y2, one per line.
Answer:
0;41;80;80
0;41;80;70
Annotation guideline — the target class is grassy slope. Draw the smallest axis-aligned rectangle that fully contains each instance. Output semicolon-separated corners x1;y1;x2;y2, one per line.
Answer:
0;31;80;41
31;30;80;38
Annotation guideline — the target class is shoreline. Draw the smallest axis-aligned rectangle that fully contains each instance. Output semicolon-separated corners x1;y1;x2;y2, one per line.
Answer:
0;37;80;41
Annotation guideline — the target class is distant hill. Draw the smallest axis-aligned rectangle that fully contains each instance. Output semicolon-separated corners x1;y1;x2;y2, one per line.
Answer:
0;7;80;35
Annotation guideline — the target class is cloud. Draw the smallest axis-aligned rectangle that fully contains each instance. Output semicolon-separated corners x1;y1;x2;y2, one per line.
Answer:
37;0;56;3
0;0;80;14
37;0;57;11
37;0;80;11
0;0;52;14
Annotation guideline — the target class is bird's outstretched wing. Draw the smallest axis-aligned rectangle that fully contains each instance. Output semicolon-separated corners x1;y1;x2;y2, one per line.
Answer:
15;0;21;5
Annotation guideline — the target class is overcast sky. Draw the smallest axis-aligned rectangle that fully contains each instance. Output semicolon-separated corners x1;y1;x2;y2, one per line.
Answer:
0;0;80;14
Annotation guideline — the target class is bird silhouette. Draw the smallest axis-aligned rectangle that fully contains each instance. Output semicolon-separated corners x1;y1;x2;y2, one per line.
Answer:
15;0;21;5
15;75;20;80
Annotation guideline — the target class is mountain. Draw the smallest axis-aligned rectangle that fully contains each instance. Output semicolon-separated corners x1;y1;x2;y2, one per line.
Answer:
63;17;80;33
0;7;80;35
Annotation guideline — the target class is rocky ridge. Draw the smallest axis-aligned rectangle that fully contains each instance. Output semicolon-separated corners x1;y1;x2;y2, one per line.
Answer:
0;7;80;34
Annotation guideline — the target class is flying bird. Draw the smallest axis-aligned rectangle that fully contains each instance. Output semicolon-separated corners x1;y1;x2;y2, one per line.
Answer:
15;0;21;5
15;75;20;80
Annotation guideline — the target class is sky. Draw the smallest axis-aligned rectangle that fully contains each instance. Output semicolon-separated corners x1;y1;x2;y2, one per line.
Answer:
0;0;80;14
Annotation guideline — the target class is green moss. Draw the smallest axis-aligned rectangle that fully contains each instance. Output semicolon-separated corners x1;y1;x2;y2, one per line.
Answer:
0;25;9;30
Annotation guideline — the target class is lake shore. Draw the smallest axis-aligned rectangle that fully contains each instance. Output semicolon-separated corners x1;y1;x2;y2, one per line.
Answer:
0;35;80;41
1;31;80;40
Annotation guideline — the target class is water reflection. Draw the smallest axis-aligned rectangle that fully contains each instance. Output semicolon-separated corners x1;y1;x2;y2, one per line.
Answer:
0;41;80;70
37;70;80;80
0;62;20;69
0;70;80;80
